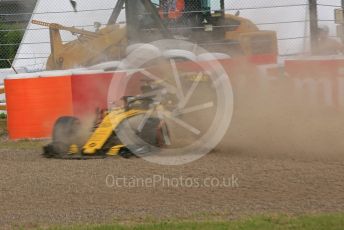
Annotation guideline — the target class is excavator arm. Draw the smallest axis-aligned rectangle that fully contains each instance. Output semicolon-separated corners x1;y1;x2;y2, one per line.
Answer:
32;20;99;38
32;20;127;70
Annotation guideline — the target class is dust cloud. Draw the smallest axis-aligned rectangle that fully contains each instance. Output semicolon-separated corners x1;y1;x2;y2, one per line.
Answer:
218;66;344;162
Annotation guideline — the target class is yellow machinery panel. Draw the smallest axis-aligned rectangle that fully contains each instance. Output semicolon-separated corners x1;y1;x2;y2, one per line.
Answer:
238;31;278;56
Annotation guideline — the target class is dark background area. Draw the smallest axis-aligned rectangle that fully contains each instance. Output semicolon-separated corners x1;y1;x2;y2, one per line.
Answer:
0;0;37;68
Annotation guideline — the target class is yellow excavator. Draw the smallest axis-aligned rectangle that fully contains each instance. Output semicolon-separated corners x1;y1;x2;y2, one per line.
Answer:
33;0;278;70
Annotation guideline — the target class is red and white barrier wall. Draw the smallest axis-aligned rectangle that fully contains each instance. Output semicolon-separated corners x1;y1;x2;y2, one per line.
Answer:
4;70;141;139
255;56;344;109
3;54;344;140
285;58;344;109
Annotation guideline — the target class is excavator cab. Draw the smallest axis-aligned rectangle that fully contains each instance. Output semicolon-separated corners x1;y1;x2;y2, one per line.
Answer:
116;0;219;42
111;0;277;55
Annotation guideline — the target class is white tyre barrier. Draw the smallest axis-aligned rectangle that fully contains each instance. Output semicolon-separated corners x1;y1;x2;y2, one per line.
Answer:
0;86;6;111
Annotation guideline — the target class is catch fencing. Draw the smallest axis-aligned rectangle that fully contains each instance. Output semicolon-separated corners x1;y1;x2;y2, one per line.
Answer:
0;0;343;71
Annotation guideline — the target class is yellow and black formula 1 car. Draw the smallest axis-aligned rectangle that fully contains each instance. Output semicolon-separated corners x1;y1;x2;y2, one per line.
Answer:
43;95;170;159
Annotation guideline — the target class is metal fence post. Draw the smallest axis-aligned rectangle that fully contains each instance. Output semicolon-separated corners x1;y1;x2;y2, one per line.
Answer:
309;0;318;54
342;0;344;43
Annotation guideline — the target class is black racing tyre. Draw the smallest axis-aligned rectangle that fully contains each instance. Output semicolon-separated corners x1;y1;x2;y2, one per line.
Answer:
137;117;163;146
119;147;134;159
51;116;82;154
115;114;171;159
